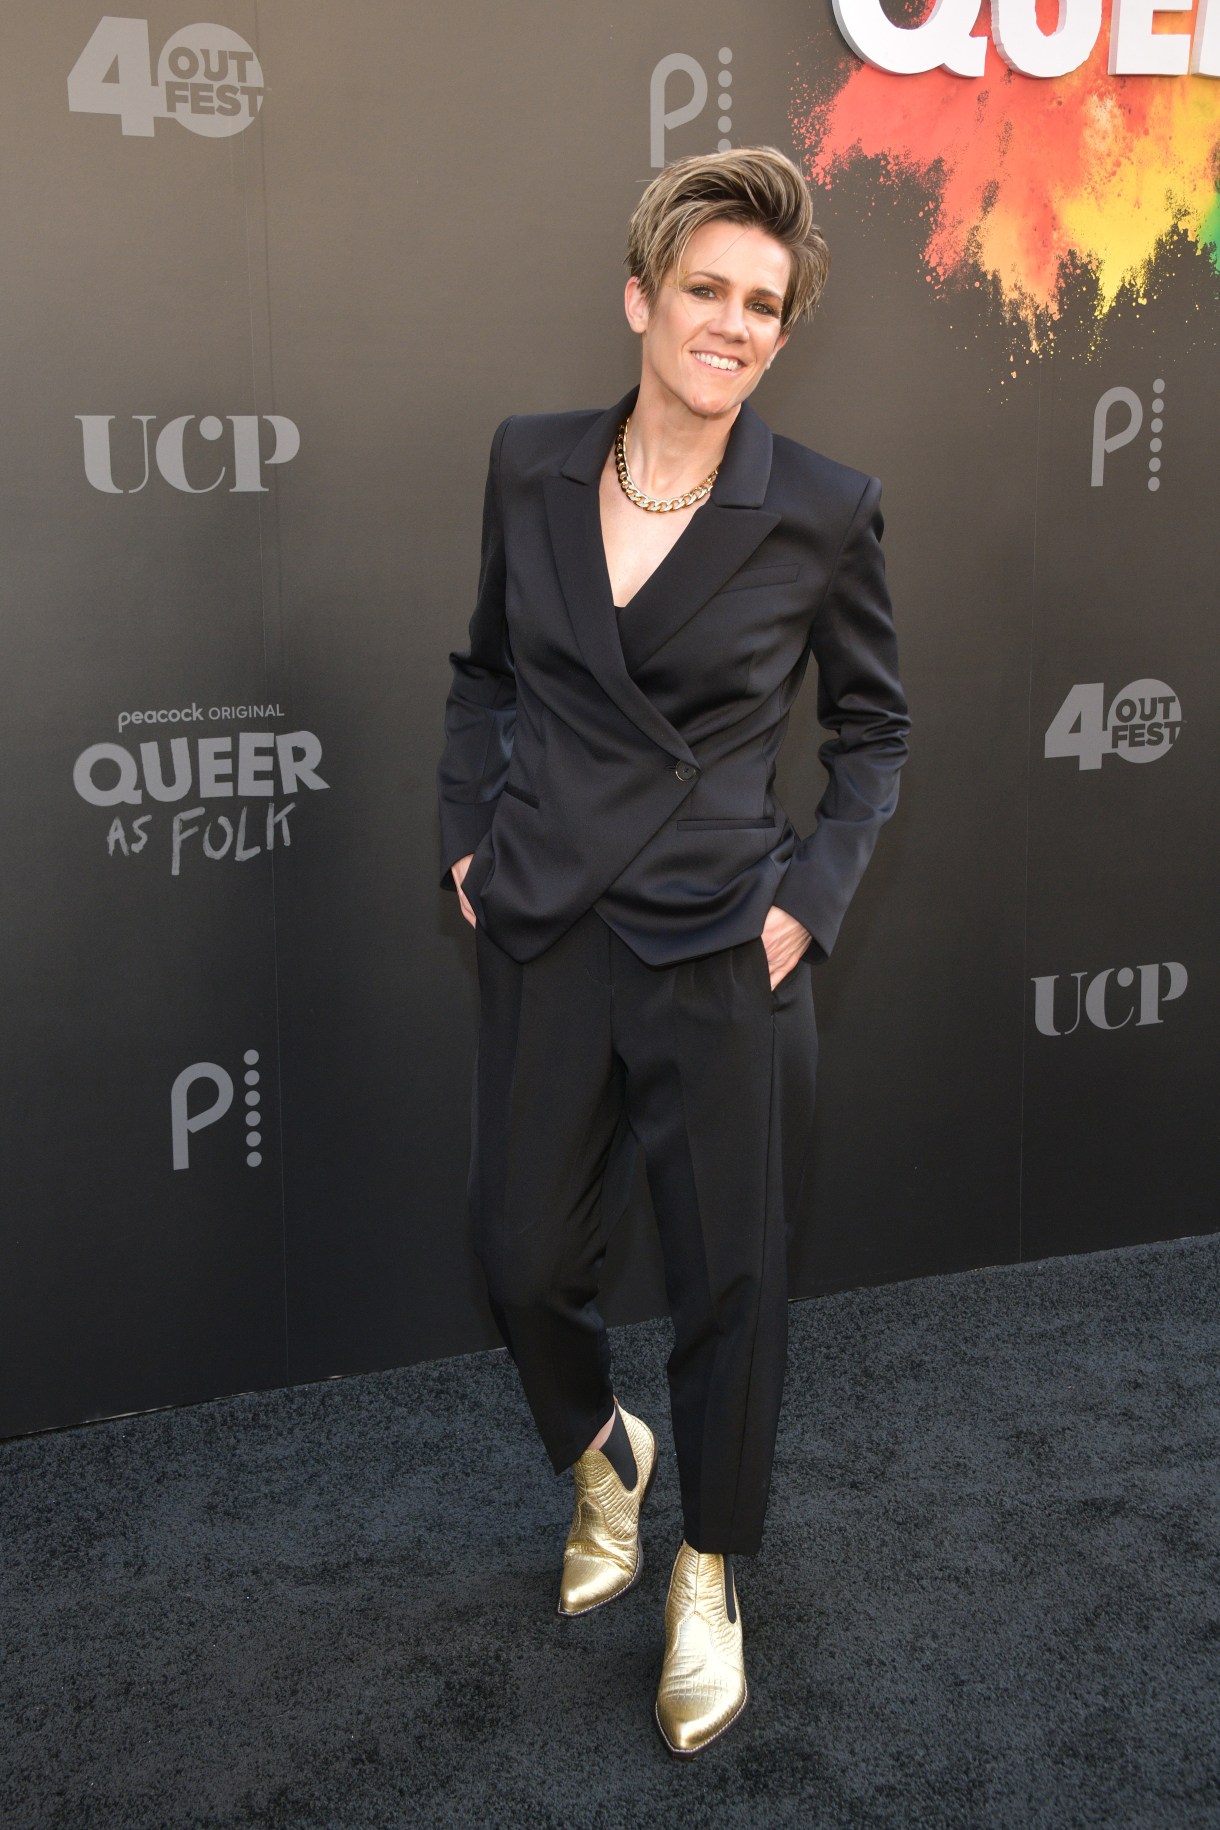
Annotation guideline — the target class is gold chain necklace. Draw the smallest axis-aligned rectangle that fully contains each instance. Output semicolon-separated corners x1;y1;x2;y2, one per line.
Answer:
614;414;720;513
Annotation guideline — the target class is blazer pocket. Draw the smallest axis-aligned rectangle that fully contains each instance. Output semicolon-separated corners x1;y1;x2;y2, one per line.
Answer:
676;815;778;830
502;780;540;808
718;562;801;594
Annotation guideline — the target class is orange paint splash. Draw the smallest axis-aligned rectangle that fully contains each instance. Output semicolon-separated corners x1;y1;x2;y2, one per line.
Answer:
792;0;1220;351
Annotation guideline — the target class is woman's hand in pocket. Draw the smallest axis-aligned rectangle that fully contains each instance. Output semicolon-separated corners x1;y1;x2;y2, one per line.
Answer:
450;854;477;929
760;906;811;991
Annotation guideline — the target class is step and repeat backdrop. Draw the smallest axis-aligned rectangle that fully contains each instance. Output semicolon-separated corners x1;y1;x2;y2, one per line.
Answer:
2;2;1217;1436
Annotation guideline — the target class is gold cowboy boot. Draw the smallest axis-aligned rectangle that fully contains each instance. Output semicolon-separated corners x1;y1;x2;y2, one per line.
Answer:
557;1402;657;1617
655;1540;748;1756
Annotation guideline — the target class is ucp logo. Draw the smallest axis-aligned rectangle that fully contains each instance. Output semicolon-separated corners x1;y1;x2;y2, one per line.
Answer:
1031;962;1187;1037
68;18;264;138
650;49;734;166
78;414;300;494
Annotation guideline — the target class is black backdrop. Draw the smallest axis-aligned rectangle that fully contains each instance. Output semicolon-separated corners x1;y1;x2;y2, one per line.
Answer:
2;1;1217;1438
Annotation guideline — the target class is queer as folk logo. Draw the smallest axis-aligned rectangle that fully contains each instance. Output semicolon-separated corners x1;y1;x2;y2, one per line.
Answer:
67;17;264;138
74;708;329;875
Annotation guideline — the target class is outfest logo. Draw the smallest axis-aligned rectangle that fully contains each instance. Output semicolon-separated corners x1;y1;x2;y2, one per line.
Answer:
1045;679;1183;769
67;17;265;138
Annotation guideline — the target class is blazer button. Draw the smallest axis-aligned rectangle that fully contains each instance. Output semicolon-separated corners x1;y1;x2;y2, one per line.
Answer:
674;760;698;781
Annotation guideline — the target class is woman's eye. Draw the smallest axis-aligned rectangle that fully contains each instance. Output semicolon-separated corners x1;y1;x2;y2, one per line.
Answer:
688;284;777;316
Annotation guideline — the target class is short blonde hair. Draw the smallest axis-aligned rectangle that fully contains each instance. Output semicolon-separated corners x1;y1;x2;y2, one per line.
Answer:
625;146;830;332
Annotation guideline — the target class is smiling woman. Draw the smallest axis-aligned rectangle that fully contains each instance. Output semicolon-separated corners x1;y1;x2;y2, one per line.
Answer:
435;144;909;1761
594;160;827;617
599;212;793;556
599;216;795;600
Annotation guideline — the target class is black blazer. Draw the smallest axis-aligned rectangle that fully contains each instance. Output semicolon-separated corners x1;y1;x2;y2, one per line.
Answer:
436;382;910;967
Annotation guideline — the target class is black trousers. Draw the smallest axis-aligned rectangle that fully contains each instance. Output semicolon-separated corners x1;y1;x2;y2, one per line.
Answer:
468;904;818;1556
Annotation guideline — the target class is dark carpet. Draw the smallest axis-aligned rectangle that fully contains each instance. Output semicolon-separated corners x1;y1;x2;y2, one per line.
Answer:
3;1235;1219;1829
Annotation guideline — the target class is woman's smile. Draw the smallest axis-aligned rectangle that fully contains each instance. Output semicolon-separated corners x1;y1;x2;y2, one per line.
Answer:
690;350;745;372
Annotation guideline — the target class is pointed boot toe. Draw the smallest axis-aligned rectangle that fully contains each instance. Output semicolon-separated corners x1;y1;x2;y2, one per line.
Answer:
557;1404;657;1617
655;1541;747;1757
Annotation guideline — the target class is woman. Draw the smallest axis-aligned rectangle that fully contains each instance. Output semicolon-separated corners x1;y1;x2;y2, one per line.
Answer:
436;145;910;1755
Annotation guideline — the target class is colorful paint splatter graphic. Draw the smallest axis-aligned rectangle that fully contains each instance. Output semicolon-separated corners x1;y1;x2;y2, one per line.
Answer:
792;0;1220;358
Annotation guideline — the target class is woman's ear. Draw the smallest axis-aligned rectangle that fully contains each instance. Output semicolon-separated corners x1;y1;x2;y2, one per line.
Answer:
624;275;651;336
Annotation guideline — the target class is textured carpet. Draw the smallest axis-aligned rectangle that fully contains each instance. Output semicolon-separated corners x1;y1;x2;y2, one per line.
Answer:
3;1234;1218;1830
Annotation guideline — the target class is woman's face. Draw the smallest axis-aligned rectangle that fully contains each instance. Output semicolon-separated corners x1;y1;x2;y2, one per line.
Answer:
626;217;792;419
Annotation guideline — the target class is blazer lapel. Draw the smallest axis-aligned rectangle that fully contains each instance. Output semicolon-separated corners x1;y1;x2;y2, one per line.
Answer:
615;400;781;671
543;385;781;761
617;500;781;673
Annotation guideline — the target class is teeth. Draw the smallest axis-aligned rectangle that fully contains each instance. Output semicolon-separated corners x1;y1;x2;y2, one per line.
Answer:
693;352;741;371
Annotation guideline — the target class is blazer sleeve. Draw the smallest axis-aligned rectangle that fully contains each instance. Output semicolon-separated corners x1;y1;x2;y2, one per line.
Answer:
769;473;911;960
435;415;515;893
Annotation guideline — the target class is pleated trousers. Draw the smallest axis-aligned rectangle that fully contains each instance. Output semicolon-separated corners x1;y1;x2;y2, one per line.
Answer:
468;903;818;1556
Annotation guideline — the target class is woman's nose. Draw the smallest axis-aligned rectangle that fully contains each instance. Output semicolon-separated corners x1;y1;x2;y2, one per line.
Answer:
709;295;749;338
